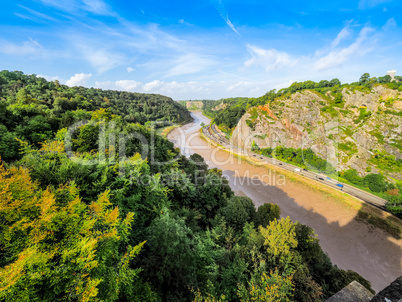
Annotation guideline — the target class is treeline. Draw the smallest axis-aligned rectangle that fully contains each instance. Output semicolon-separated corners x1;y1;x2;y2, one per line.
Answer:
0;79;374;300
0;70;191;162
259;146;337;175
208;73;402;131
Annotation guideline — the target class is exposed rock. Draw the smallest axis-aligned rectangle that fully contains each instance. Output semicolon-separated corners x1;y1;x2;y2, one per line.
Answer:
186;101;203;109
325;281;374;302
231;86;402;179
370;276;402;302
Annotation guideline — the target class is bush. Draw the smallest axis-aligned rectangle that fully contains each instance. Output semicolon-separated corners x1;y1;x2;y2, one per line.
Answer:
257;203;280;227
386;195;402;218
220;196;257;232
364;173;387;192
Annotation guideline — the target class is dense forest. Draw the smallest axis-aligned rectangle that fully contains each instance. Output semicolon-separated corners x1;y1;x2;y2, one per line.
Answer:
0;71;374;301
0;70;191;162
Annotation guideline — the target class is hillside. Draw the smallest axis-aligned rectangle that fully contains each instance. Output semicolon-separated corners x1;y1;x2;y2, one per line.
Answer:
0;70;191;162
232;85;402;179
198;75;402;218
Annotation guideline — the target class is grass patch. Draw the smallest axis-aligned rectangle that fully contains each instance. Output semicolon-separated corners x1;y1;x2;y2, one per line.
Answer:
369;130;385;144
158;124;180;137
338;141;358;155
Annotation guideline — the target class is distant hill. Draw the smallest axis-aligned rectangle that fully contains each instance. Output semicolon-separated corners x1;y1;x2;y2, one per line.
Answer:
0;70;191;161
232;85;402;180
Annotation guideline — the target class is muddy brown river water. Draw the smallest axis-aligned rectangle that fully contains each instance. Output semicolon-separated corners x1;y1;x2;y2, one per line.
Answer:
168;111;402;293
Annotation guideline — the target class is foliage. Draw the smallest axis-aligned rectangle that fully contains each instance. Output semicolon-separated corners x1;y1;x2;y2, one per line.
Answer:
386;195;402;219
257;203;281;227
260;146;336;175
237;269;294;302
220;196;257;232
0;70;191;162
0;163;149;301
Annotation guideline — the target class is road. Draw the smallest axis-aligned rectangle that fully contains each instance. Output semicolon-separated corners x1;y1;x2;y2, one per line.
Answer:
203;124;387;210
168;112;402;292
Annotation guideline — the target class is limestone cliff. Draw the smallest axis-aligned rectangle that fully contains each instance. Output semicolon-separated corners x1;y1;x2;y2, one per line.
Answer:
231;85;402;179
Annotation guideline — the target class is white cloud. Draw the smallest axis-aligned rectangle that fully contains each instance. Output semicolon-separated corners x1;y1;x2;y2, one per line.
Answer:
77;45;126;73
178;19;193;26
382;18;397;30
82;0;114;16
165;54;216;78
314;27;375;71
38;0;114;16
127;67;135;73
115;80;141;90
331;26;352;48
358;0;391;9
37;0;78;13
244;45;296;72
0;38;44;55
66;73;92;86
143;80;163;92
18;5;58;22
210;0;240;35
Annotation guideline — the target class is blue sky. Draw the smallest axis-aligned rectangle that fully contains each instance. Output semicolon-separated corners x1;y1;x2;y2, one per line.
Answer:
1;0;401;99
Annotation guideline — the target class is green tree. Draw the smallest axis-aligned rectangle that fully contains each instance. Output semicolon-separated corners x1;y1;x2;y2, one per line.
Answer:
259;217;298;265
359;73;370;85
364;173;387;192
257;203;280;227
220;196;257;232
0;163;148;301
237;269;294;302
142;211;198;301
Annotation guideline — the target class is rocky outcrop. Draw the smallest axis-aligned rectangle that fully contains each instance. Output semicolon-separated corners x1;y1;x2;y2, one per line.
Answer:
326;281;374;302
186;101;203;109
231;86;402;179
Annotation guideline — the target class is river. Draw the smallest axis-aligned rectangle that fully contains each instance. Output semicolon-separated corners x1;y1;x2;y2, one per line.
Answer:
168;111;402;292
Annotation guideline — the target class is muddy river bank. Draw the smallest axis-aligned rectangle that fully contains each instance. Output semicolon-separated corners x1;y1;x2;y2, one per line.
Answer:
168;111;402;292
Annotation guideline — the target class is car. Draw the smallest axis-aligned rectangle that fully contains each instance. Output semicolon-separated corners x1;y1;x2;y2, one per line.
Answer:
278;163;283;165
303;168;308;171
260;157;263;159
318;177;324;181
253;154;256;157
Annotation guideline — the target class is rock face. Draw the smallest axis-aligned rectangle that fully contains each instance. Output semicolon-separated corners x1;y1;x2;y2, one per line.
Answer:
370;275;402;302
186;101;203;109
231;86;402;179
326;281;374;302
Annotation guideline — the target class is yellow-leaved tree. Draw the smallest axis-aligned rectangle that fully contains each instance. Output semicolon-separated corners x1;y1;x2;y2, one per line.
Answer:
0;160;145;301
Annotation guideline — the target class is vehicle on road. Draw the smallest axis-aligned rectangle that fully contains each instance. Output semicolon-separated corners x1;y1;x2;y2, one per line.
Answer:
294;168;301;172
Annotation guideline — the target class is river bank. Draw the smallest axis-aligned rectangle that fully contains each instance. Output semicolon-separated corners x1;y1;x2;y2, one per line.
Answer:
168;111;402;293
